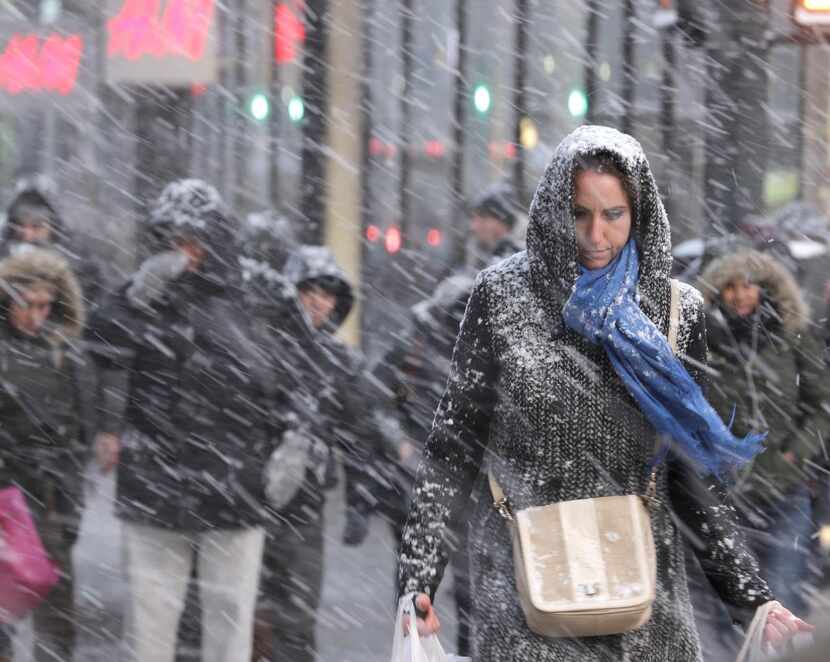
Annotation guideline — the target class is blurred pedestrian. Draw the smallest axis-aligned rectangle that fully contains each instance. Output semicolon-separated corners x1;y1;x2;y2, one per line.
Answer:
699;250;830;616
466;184;523;270
397;125;811;660
251;245;381;662
0;248;93;662
85;180;293;662
370;272;475;655
2;177;103;309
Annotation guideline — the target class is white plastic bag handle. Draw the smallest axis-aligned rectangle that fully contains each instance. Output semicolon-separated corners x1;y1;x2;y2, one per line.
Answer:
390;594;451;662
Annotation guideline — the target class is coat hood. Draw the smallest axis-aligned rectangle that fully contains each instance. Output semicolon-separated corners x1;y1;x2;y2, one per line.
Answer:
146;179;241;290
698;249;810;333
283;245;354;330
0;247;85;341
526;125;673;328
3;186;66;246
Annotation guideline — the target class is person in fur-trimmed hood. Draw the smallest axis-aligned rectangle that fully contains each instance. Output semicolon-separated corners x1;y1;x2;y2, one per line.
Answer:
698;249;830;616
396;126;811;660
0;248;93;662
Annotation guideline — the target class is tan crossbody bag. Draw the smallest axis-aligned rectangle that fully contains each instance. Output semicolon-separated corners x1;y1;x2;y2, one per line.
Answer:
488;279;682;638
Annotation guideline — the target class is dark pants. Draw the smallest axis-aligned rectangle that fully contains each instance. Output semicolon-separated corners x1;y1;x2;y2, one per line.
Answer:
2;506;76;662
257;495;325;662
744;487;813;617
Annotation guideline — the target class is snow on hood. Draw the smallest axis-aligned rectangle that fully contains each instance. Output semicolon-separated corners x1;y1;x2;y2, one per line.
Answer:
283;245;354;330
526;124;673;328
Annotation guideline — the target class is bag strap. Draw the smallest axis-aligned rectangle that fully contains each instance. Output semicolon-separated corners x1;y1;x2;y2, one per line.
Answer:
668;278;681;355
646;278;682;489
488;473;513;521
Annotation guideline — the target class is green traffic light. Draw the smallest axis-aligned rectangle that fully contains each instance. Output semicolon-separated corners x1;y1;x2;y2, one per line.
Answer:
568;89;588;118
473;84;491;114
249;93;270;121
288;96;304;123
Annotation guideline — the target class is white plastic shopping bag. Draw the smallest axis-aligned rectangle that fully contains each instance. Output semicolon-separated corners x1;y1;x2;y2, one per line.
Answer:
735;601;811;662
390;594;470;662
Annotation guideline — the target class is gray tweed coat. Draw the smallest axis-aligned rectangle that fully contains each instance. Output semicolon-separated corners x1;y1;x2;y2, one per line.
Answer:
397;126;773;661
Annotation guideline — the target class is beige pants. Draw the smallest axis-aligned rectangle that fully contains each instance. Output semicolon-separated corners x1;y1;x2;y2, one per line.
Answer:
122;522;264;662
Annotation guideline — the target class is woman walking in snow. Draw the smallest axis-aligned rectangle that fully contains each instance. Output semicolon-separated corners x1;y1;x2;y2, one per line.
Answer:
396;125;811;661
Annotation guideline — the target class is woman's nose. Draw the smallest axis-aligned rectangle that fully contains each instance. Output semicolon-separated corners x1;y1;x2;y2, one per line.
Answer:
588;216;605;244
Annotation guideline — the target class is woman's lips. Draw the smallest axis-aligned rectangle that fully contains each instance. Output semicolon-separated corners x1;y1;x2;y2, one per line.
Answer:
581;248;611;259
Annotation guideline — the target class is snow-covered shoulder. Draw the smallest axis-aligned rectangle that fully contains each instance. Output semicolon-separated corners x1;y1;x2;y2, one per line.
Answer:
674;279;705;353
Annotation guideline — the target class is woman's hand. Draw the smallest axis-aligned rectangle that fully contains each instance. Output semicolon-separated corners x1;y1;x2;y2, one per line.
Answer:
763;604;814;652
402;593;441;637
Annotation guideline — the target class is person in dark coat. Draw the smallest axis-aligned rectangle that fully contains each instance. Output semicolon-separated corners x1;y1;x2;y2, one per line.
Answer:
252;245;380;662
86;179;292;662
2;179;103;309
698;250;830;616
397;126;810;660
0;248;92;662
370;272;475;655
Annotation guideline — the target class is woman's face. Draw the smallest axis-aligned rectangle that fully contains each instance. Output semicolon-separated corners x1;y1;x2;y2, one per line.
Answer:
573;169;632;270
720;278;761;318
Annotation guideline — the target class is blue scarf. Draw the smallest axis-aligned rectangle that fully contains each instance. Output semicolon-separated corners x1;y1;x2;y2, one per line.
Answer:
562;240;765;477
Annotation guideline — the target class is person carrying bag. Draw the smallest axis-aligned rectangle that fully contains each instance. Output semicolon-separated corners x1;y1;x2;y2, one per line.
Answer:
395;126;812;660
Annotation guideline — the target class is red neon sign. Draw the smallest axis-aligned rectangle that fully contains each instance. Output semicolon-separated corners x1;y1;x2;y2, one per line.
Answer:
274;2;306;64
0;33;83;96
107;0;216;62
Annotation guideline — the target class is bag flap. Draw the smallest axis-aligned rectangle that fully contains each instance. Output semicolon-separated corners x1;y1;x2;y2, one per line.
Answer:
514;494;656;614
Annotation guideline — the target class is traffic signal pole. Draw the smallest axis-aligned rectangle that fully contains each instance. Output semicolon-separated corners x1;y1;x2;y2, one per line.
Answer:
399;0;415;247
301;0;329;244
450;0;468;268
702;0;770;236
512;0;529;199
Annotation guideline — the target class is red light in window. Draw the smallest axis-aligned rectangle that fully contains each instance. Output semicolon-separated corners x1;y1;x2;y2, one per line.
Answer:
191;82;207;96
424;140;445;159
274;2;306;64
365;224;380;242
426;228;442;247
385;226;402;254
368;137;384;157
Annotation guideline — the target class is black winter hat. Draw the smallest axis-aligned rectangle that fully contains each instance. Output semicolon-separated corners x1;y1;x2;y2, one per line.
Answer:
470;185;520;229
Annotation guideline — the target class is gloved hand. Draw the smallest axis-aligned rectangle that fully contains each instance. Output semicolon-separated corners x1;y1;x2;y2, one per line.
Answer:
264;429;311;510
126;250;189;311
342;506;370;546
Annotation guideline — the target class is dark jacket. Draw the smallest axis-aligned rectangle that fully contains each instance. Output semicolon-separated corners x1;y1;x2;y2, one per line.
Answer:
374;273;474;459
2;186;103;307
278;246;379;517
0;249;93;534
699;250;830;502
86;192;290;531
398;125;772;661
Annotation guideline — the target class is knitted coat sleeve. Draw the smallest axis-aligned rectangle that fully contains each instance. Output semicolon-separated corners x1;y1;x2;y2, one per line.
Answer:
668;306;774;620
397;277;497;600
